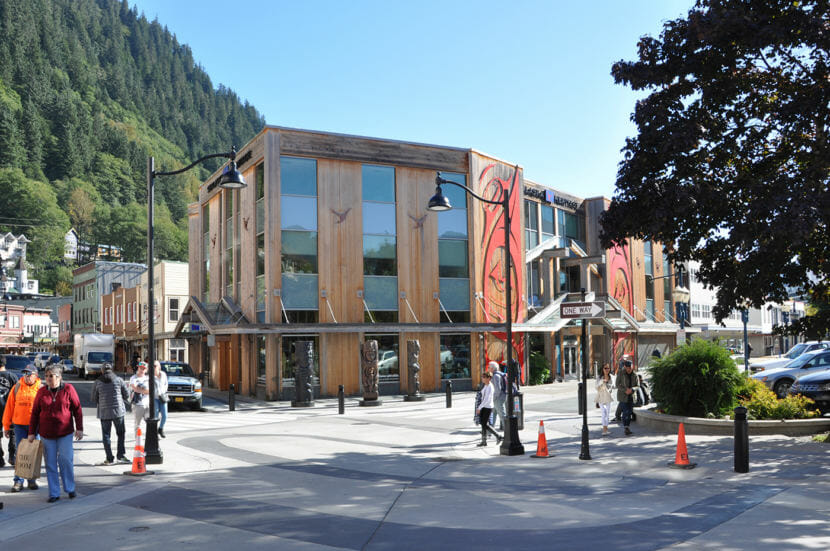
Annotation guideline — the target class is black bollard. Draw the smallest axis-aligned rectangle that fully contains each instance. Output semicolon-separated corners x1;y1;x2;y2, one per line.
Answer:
445;379;453;408
229;383;235;412
338;384;345;415
734;406;749;473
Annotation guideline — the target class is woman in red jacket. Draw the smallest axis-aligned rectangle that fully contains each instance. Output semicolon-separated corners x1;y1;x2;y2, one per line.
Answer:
28;365;83;503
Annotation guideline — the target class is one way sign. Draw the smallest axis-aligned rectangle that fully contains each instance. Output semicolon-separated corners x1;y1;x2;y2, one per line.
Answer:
560;301;606;319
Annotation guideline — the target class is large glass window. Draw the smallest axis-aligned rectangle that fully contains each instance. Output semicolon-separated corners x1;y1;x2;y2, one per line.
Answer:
256;336;266;384
528;261;541;307
558;210;585;247
525;200;538;249
281;157;318;318
202;204;209;302
281;335;319;384
645;241;655;320
235;180;241;299
255;164;265;322
663;256;672;322
440;334;471;380
363;165;398;321
365;334;399;382
541;204;554;241
224;190;234;298
437;173;470;323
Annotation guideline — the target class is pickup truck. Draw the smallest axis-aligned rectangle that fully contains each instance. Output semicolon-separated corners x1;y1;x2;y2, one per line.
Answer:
159;361;203;410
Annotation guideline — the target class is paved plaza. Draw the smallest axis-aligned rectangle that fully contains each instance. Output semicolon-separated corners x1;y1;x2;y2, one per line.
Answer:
1;381;828;550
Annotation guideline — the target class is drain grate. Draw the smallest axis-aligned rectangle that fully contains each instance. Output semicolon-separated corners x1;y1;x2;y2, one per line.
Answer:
128;526;151;532
431;456;464;462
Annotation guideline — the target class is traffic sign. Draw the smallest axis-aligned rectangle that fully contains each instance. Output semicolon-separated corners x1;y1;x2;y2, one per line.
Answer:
560;301;606;319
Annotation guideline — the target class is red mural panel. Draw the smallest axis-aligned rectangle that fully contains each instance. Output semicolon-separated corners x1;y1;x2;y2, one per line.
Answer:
479;163;526;381
607;241;636;369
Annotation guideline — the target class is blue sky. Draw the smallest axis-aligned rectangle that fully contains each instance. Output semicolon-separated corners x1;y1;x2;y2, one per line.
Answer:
129;0;693;199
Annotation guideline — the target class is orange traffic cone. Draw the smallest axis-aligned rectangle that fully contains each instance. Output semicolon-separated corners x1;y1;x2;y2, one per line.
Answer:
531;420;554;458
124;427;152;476
668;422;696;469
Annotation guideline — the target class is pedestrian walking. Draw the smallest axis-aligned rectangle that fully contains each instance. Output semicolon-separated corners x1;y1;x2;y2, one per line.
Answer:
0;357;19;468
129;361;150;431
475;372;502;447
615;359;638;436
596;363;614;436
91;362;130;465
153;361;168;438
486;361;507;430
2;364;41;492
28;365;83;502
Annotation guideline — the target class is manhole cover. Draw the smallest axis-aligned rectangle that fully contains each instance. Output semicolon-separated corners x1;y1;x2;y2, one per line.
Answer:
128;526;151;532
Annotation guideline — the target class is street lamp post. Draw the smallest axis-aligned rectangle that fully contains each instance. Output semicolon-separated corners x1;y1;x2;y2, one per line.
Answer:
428;170;524;456
144;149;246;465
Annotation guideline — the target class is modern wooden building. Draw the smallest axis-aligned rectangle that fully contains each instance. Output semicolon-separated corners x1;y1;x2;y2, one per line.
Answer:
180;127;528;399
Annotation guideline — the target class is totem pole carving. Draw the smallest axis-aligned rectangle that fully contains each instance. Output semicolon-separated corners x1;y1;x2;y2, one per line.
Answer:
404;339;425;401
291;340;315;407
360;339;381;406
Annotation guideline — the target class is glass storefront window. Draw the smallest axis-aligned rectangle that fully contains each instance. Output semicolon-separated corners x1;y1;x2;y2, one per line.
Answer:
440;334;471;380
364;334;399;382
281;335;319;383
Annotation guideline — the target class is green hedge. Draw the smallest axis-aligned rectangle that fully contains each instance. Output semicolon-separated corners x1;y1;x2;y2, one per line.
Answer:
650;339;743;417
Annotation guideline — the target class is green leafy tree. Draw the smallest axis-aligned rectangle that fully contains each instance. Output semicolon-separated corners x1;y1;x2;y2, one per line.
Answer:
0;168;69;265
600;1;830;338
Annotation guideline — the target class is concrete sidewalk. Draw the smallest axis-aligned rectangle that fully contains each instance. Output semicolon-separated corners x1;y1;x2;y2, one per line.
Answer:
1;382;828;550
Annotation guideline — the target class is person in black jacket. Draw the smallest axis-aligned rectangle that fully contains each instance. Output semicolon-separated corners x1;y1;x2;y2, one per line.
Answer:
90;363;130;465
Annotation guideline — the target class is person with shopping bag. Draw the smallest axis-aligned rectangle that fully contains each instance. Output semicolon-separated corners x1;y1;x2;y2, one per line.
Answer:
28;365;83;503
2;364;41;492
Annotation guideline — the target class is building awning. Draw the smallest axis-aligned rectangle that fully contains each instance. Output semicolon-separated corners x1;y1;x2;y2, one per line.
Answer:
513;293;640;334
173;296;509;336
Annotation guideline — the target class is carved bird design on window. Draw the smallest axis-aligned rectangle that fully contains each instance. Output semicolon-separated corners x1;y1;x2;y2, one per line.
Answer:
331;208;351;224
409;214;427;229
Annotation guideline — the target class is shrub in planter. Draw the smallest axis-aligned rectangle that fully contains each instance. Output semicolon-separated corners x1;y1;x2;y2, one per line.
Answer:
736;377;818;420
650;338;743;417
528;351;551;386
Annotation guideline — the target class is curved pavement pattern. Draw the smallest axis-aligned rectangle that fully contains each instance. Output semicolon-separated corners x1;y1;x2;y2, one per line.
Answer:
1;383;828;550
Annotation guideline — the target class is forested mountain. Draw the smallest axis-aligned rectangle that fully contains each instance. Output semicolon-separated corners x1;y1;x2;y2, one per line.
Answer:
0;0;265;294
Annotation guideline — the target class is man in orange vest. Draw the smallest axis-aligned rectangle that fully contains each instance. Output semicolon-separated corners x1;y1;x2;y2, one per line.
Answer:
2;365;42;492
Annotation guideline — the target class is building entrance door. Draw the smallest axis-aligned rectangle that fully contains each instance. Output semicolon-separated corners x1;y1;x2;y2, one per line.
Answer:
563;343;578;378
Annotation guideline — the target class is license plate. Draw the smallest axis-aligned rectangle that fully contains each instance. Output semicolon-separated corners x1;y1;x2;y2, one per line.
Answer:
175;397;184;403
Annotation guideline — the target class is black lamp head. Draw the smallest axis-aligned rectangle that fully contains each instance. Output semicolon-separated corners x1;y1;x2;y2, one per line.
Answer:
217;161;246;189
427;173;453;211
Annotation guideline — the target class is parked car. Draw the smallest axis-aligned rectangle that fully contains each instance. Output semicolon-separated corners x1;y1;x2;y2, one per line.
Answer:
159;361;202;410
33;353;52;369
3;354;33;374
377;350;398;376
440;345;453;368
749;341;829;373
57;358;76;374
788;370;830;415
751;349;830;398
